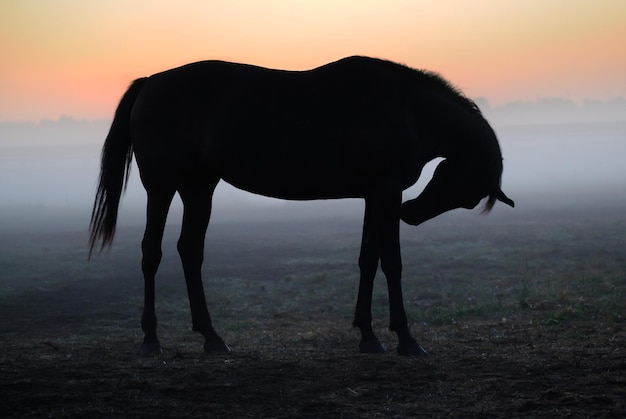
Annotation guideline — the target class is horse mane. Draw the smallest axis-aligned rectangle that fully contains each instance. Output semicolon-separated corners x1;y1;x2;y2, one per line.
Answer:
417;70;484;117
373;58;503;213
362;57;483;117
411;66;503;214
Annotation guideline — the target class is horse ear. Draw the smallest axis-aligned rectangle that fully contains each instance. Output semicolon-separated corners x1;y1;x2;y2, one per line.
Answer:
496;188;515;208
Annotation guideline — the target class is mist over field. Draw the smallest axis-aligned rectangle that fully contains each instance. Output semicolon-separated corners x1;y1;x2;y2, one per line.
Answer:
0;98;625;235
2;99;626;417
3;2;626;413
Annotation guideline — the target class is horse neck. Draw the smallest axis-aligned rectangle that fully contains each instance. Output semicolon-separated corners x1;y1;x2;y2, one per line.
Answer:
430;117;490;161
412;89;480;156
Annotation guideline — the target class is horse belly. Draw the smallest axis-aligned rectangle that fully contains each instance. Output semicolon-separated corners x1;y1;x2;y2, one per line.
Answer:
220;156;363;200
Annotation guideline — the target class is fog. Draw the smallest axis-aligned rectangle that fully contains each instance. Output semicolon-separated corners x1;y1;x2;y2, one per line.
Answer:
1;100;625;234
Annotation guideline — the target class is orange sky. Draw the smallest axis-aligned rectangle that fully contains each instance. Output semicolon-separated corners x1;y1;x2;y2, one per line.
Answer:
1;0;625;122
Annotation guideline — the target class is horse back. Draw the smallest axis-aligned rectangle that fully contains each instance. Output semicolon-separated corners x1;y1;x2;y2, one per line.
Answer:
130;57;423;199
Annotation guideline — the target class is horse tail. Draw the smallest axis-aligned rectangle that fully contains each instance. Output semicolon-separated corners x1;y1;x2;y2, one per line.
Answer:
88;77;148;258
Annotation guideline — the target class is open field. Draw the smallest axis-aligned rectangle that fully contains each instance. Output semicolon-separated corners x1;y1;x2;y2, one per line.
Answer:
0;203;625;417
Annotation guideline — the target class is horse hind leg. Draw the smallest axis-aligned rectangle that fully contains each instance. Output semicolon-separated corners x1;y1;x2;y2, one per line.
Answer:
140;188;175;356
177;182;230;353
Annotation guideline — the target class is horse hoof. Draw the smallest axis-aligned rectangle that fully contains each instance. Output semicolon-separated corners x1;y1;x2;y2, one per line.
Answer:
396;341;428;357
359;339;387;354
140;339;163;357
204;338;231;354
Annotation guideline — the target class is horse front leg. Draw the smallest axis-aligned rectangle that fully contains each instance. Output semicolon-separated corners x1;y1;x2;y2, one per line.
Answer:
382;259;427;356
353;203;386;353
354;224;385;352
371;188;427;356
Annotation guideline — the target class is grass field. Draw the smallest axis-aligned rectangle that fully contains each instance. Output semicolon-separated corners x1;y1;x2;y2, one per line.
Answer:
0;202;625;417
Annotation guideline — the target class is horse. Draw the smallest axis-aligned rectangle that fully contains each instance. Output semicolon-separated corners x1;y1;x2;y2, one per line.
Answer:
89;56;514;356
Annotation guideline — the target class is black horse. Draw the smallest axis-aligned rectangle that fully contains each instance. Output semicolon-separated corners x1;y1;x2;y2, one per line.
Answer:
89;56;513;356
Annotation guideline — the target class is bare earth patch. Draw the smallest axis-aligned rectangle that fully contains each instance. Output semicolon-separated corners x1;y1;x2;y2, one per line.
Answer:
1;207;624;417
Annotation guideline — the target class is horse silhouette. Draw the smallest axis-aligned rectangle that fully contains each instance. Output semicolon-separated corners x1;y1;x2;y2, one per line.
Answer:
89;56;514;356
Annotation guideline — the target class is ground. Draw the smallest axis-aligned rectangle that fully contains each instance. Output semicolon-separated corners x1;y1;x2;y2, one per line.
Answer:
0;204;624;417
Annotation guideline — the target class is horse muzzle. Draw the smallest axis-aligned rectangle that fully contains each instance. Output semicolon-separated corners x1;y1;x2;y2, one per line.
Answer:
400;198;440;226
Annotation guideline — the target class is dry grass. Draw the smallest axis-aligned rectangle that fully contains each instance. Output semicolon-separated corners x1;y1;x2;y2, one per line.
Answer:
1;206;625;417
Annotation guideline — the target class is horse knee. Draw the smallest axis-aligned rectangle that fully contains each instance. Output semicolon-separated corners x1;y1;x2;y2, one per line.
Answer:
358;255;378;278
176;236;192;257
176;237;186;256
381;260;402;280
177;237;204;267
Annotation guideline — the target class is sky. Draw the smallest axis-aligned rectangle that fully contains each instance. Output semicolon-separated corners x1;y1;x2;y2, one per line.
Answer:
2;1;626;122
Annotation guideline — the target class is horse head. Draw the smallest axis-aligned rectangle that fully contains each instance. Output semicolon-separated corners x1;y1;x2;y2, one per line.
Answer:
401;124;514;226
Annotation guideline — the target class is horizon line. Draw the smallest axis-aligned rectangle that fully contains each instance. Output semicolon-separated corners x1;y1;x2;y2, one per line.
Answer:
2;95;626;125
